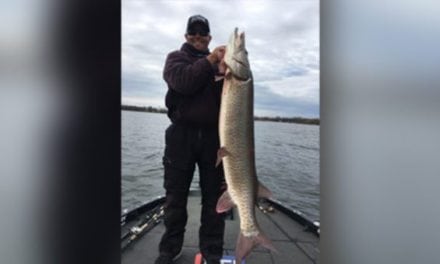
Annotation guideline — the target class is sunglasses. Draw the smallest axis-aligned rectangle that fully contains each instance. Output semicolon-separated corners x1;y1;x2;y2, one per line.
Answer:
187;30;209;37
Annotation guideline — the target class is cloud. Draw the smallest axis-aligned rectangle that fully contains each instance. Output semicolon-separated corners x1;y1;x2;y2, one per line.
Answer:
255;83;319;118
122;0;319;117
259;69;319;104
122;96;165;108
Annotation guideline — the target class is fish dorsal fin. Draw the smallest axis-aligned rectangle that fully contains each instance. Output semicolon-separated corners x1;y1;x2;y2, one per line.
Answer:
216;147;230;167
258;181;272;199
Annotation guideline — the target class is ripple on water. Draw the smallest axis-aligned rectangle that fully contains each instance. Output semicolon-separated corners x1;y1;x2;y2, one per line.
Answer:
122;111;320;220
122;174;138;183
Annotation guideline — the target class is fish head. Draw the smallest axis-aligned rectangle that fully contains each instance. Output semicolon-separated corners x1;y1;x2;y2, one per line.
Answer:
224;28;251;80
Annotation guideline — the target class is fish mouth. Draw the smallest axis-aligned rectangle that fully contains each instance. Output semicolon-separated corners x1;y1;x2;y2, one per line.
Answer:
225;28;251;80
232;56;248;68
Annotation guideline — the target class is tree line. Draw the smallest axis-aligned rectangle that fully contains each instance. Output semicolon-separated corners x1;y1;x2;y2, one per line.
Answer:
121;105;167;114
121;105;319;125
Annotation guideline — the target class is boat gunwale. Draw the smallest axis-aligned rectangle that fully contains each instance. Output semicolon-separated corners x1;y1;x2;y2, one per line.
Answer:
121;195;166;225
121;191;319;237
263;198;320;237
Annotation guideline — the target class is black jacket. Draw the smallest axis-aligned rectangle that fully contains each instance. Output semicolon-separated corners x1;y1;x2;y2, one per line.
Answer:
163;43;223;128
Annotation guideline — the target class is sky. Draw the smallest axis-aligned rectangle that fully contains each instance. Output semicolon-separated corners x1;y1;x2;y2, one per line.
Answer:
122;0;319;118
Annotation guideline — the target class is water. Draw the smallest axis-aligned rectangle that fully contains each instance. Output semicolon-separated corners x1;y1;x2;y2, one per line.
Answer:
122;110;320;221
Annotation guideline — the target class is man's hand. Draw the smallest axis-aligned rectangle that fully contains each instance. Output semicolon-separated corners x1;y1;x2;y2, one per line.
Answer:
218;59;226;75
207;45;226;64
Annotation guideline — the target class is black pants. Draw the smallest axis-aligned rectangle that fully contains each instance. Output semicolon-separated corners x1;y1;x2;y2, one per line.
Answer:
158;123;225;261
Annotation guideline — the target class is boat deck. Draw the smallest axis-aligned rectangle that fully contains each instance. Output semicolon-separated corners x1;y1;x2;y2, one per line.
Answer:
122;191;319;263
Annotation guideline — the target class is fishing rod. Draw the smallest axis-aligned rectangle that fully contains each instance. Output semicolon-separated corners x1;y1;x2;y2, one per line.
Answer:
121;204;165;251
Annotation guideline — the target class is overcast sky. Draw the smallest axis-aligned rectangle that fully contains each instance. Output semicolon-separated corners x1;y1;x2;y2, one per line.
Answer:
122;0;319;118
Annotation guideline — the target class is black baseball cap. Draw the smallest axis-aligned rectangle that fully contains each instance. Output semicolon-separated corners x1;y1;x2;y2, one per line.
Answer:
186;15;210;34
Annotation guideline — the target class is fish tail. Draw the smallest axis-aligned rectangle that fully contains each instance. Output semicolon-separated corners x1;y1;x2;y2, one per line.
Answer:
235;231;277;262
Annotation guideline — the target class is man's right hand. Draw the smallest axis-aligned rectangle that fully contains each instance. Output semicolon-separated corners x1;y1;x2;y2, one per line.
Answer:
218;59;226;75
207;45;226;65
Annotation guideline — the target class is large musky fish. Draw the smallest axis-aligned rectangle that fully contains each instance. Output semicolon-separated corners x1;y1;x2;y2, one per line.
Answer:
216;28;276;263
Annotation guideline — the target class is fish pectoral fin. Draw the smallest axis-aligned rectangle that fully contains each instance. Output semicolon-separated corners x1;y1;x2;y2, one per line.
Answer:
215;147;230;167
216;190;235;213
257;181;273;199
235;232;277;263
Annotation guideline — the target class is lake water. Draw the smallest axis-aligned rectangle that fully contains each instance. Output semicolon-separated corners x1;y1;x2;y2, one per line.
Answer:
122;110;320;221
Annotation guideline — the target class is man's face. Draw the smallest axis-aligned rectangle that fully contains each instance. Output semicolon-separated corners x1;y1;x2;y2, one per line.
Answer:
185;24;211;51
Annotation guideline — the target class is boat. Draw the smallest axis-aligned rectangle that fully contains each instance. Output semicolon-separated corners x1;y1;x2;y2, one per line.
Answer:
121;189;319;263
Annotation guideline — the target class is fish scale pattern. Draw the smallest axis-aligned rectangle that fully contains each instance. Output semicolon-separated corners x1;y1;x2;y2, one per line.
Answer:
219;28;260;238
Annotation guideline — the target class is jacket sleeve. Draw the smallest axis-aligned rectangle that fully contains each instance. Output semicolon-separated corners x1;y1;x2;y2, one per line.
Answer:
163;51;215;95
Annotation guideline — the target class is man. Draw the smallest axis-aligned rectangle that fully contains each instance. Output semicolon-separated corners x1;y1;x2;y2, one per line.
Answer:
154;15;226;264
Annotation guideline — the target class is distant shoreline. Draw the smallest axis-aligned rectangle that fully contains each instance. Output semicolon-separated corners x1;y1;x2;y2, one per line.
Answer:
121;105;320;126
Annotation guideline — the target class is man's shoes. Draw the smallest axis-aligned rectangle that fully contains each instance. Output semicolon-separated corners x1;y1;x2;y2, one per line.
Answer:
173;249;182;261
203;256;221;264
204;260;220;264
154;249;182;264
154;255;173;264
